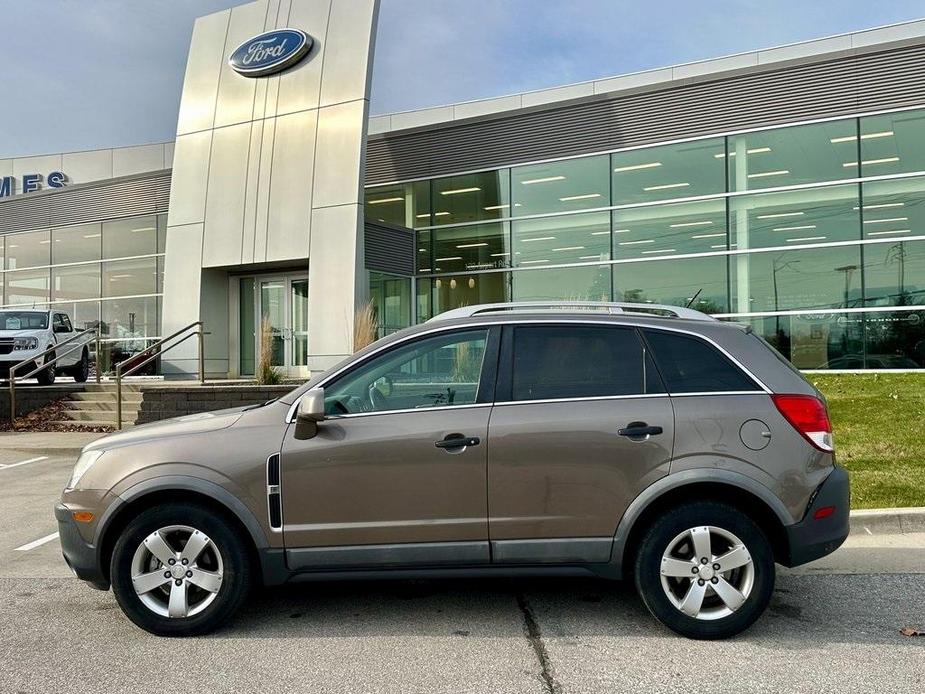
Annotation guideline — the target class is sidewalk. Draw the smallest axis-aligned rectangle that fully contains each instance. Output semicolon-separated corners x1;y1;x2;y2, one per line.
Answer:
0;431;105;455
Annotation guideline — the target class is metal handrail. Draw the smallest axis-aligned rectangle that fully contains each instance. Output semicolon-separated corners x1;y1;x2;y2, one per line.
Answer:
115;321;205;429
8;327;101;425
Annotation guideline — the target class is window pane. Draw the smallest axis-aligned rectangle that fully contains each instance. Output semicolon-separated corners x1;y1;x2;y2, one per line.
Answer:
644;329;757;392
103;216;158;259
52;224;101;264
157;214;168;253
729;246;862;313
325;329;488;414
365;181;430;228
52;264;100;301
613;198;726;258
429;170;510;226
416;230;432;272
52;300;100;332
864;310;925;368
433;222;510;272
612;138;724;205
511;155;609;216
728;120;858;192
369;271;412;336
102;257;157;297
512;325;654;400
513;212;610;266
729;184;859;250
512;264;611;302
860;176;925;241
429;272;510;316
860;109;925;177
5;229;50;269
737;313;861;369
614;255;728;314
5;268;50;305
863;241;925;307
101;296;158;339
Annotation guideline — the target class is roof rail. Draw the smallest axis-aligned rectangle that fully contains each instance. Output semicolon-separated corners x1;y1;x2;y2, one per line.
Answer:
427;301;717;323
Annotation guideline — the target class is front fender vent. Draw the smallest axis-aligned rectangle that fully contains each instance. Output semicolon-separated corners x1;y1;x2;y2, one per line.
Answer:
267;453;282;531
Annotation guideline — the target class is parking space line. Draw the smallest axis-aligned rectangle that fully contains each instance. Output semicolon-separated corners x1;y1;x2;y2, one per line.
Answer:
0;456;49;471
15;532;60;552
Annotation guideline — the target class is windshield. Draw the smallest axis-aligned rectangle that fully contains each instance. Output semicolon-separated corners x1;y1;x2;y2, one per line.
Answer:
0;311;48;330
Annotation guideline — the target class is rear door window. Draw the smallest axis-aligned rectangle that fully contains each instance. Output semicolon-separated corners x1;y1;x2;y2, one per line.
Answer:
510;325;663;401
643;329;759;393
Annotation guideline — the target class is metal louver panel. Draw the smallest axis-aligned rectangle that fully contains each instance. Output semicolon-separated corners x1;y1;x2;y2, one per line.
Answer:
0;171;171;234
365;44;925;185
364;221;415;276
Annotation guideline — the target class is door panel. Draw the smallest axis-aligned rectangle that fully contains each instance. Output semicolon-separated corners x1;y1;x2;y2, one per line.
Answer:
487;397;675;546
280;406;491;551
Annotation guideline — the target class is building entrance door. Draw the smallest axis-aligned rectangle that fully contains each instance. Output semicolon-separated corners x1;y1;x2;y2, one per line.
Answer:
238;274;310;378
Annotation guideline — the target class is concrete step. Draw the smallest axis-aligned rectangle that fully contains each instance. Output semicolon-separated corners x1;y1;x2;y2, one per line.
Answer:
69;392;143;403
83;383;143;393
64;401;141;412
47;420;128;429
59;409;135;423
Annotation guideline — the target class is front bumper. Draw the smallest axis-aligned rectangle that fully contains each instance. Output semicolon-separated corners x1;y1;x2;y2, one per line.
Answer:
55;503;109;590
783;464;850;567
0;359;38;377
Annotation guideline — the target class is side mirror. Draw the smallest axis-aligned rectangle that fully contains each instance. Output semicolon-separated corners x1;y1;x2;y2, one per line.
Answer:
295;388;325;439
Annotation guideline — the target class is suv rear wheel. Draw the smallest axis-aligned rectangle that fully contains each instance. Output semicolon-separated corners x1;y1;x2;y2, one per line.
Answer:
110;503;252;636
634;501;774;640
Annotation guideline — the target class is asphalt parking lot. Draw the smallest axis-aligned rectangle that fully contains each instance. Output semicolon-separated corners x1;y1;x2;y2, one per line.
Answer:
1;437;923;693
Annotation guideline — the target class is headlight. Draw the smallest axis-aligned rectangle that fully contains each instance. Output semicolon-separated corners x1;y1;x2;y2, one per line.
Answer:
68;450;105;489
14;337;38;350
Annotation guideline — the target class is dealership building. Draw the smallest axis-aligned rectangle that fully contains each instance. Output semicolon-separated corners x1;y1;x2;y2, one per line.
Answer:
2;1;925;377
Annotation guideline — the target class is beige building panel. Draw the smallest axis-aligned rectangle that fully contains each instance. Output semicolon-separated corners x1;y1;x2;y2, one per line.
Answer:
213;0;267;129
241;120;265;265
266;110;316;262
160;222;205;373
276;0;330;116
203;123;251;267
164;142;175;168
61;149;112;185
318;0;377;108
176;10;231;135
312;99;366;209
112;143;167;178
166;131;213;227
253;116;278;262
12;154;63;179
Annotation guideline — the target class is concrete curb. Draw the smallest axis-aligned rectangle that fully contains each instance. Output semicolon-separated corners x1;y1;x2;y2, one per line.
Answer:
850;507;925;536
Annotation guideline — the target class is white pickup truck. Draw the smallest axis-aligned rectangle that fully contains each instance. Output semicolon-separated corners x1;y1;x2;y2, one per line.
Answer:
0;309;91;385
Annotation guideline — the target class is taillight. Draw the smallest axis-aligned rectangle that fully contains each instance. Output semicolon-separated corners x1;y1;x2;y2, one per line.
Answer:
771;394;834;452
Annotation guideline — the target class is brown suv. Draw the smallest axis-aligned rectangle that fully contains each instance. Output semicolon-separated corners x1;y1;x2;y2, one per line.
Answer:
57;302;849;639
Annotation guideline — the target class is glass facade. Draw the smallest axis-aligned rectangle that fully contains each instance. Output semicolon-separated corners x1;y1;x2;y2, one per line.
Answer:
366;107;925;369
0;213;165;373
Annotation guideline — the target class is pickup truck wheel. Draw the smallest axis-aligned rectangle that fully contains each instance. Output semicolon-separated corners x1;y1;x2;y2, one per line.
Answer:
36;351;56;386
634;501;774;640
71;349;90;383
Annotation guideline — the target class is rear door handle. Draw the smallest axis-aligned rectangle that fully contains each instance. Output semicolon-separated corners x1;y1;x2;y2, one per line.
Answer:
435;434;480;450
618;421;664;439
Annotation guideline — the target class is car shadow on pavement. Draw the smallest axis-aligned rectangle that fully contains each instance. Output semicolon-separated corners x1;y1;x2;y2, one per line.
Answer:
212;572;925;647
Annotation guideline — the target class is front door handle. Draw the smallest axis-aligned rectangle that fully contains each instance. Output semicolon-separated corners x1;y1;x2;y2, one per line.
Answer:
618;421;664;439
435;434;480;450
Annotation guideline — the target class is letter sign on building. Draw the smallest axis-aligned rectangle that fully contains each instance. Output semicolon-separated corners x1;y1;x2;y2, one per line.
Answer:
0;171;67;198
228;29;313;77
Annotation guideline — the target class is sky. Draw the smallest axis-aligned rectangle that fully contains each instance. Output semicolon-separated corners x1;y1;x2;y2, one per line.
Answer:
1;0;924;158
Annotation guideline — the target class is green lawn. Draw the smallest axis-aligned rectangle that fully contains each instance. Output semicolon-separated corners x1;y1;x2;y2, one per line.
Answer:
809;373;925;509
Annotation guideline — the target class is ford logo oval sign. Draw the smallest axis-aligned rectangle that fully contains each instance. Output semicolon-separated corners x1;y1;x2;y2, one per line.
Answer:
229;29;312;77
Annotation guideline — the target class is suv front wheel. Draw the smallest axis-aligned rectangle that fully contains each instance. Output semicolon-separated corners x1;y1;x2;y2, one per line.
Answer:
110;503;252;636
634;501;774;640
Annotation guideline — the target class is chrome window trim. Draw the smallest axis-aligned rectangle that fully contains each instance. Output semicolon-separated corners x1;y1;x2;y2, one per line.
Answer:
285;317;771;421
366;104;925;188
493;393;670;407
669;390;767;397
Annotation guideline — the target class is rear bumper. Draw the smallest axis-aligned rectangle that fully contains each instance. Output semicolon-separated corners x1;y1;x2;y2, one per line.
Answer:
783;464;850;567
55;503;109;590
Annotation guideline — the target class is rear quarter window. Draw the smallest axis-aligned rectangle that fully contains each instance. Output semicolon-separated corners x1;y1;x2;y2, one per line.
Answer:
643;329;759;393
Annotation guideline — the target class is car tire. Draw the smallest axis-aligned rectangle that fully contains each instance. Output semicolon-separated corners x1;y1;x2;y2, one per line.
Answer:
634;501;774;640
71;349;90;383
110;503;253;637
35;350;55;386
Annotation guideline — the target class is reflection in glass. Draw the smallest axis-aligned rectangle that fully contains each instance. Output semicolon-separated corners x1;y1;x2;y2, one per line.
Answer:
369;271;412;336
512;213;609;267
613;199;726;259
729;185;859;250
425;272;510;317
365;181;430;228
103;216;158;259
239;278;256;376
416;230;433;273
512;264;611;302
863;241;925;307
730;246;863;313
860;176;925;241
614;255;728;314
740;312;862;369
863;310;925;367
101;296;158;339
428;170;510;226
511;155;609;216
5;229;50;270
5;268;50;305
433;223;510;272
291;279;309;367
728;120;858;192
52;224;101;264
260;280;285;367
612;138;724;205
52;264;101;301
102;257;158;297
860;109;925;177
